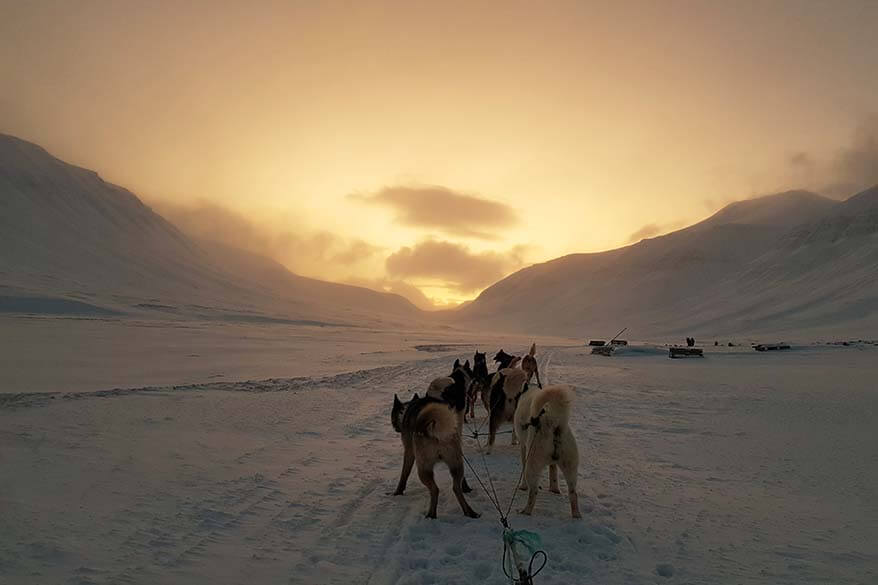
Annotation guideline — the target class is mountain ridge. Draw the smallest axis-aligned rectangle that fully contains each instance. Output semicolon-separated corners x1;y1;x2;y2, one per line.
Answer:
456;186;878;339
0;133;419;325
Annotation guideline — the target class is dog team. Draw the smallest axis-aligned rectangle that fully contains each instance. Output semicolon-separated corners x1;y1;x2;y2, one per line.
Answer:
390;344;581;520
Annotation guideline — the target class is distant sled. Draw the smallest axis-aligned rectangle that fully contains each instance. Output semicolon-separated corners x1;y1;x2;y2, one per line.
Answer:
591;345;615;356
754;343;791;352
669;347;703;358
588;340;606;346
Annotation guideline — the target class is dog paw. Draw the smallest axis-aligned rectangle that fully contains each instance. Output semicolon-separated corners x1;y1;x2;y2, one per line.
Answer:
550;487;561;494
462;485;473;493
390;490;405;496
518;484;528;491
518;508;532;516
466;510;481;519
571;512;583;519
424;512;437;519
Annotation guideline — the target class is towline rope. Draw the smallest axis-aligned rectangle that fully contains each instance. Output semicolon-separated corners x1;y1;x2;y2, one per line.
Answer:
457;350;555;584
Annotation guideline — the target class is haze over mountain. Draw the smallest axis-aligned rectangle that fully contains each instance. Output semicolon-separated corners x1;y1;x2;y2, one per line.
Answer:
3;133;877;339
457;188;878;340
0;134;419;326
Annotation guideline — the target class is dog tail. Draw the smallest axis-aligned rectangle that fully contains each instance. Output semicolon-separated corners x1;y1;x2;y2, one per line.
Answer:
530;384;574;429
427;376;453;400
415;402;458;441
528;342;536;357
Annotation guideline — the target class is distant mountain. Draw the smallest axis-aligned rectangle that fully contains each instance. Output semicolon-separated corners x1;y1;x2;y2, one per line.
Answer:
457;189;878;340
0;134;419;325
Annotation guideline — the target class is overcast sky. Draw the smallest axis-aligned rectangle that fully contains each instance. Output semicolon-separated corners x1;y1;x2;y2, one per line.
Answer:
3;0;877;305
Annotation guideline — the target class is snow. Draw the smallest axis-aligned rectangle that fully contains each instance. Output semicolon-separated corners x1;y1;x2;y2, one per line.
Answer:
0;315;565;394
2;339;876;584
461;189;878;340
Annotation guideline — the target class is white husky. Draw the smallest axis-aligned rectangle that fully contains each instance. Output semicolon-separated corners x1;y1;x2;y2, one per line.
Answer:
513;384;581;518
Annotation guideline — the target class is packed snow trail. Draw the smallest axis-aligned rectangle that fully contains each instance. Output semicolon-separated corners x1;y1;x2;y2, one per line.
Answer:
1;345;876;584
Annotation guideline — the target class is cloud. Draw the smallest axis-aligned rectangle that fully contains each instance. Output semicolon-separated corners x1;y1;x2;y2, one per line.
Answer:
786;115;878;199
385;239;526;293
345;277;437;311
627;221;689;243
826;115;878;197
350;185;518;240
788;151;815;170
151;199;381;277
627;223;662;242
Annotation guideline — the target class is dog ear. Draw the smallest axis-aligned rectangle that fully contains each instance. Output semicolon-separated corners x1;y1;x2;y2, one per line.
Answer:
413;392;419;400
464;359;470;368
453;358;460;369
393;394;402;407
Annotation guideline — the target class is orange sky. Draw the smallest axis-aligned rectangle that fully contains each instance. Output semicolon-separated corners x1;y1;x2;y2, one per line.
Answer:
2;1;877;306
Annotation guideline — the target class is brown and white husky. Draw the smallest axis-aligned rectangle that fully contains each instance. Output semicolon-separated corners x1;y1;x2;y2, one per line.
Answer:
390;387;480;519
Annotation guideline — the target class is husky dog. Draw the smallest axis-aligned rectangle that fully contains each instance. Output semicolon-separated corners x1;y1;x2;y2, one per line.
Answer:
521;343;542;389
418;363;473;492
514;384;581;518
466;351;490;420
486;367;529;452
426;360;469;428
390;391;480;519
482;349;520;411
493;349;520;370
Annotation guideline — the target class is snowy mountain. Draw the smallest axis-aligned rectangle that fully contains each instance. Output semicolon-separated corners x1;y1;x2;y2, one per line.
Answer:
457;189;878;339
0;134;419;325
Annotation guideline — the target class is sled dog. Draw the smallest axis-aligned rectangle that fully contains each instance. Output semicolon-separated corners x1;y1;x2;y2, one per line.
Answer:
513;384;581;518
521;343;542;389
390;391;480;519
466;351;490;420
486;366;528;452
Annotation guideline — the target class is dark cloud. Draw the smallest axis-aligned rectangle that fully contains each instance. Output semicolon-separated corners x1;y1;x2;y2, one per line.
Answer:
788;151;815;170
350;185;518;240
385;239;526;293
787;115;878;199
627;223;662;243
152;199;381;275
826;115;878;197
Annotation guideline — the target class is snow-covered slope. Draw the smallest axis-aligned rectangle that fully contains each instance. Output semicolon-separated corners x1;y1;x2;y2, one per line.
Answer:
0;134;418;325
459;189;878;339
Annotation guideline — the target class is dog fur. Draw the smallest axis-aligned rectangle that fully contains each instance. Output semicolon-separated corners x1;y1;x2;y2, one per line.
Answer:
466;351;490;420
513;384;581;518
486;367;529;452
422;364;472;492
493;349;520;370
390;392;480;519
521;343;542;389
482;349;520;412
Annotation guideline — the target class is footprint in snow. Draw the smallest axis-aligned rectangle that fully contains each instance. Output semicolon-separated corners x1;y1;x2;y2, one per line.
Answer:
656;563;675;577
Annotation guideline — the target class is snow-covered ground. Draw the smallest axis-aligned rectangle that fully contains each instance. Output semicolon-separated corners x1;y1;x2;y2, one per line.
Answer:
0;316;567;394
1;337;876;584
